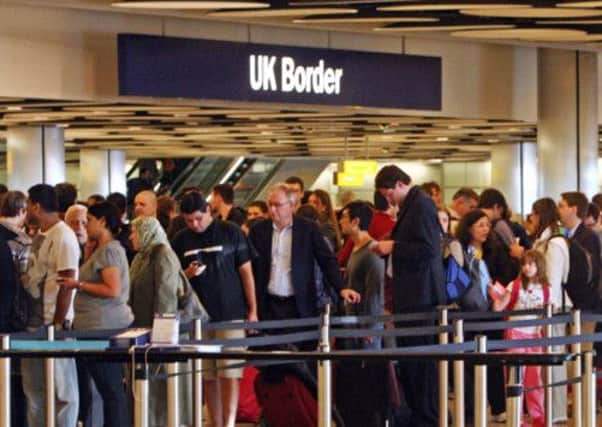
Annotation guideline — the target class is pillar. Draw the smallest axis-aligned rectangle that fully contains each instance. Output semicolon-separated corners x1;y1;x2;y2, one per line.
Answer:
6;126;65;192
79;149;127;198
490;142;537;217
538;48;599;200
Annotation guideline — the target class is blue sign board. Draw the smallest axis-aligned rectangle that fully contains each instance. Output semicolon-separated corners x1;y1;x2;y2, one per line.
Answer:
118;34;441;111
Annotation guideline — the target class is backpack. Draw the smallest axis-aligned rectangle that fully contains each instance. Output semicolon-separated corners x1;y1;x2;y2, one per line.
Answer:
0;237;29;332
443;241;489;311
546;235;597;311
506;278;550;311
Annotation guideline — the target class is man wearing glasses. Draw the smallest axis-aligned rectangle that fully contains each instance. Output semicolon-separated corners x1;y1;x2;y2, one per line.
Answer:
249;183;360;323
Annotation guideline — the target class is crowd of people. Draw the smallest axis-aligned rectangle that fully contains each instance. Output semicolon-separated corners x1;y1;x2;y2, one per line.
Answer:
0;165;600;427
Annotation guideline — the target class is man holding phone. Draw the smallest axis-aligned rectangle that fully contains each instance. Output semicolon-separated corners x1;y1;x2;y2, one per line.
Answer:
171;190;257;427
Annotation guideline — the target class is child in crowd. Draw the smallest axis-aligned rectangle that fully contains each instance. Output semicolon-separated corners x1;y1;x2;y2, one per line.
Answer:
490;250;549;427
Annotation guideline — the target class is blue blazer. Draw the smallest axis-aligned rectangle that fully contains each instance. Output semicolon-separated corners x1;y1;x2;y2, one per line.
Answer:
248;216;343;319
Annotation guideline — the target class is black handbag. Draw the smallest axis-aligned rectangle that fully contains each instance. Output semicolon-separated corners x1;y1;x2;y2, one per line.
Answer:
177;270;210;323
458;255;489;312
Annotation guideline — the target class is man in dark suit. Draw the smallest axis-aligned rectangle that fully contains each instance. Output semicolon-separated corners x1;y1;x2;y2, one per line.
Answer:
249;183;360;322
558;191;600;347
372;165;444;427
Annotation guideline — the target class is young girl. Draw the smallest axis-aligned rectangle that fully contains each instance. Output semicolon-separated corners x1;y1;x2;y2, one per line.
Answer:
490;250;549;427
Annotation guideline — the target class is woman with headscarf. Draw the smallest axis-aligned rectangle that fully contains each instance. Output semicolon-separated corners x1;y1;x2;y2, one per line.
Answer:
128;216;190;426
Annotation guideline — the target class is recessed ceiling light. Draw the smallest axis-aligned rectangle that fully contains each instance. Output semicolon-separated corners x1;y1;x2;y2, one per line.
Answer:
378;3;528;11
451;28;587;41
112;1;269;10
537;19;602;24
294;16;437;24
436;137;449;141
462;7;602;18
559;1;602;7
6;106;22;111
209;7;356;17
375;24;514;32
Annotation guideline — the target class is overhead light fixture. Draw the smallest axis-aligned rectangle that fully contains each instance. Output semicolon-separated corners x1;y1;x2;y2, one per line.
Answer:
536;19;602;24
461;7;602;18
559;0;602;7
112;0;269;10
375;24;513;32
294;16;438;24
209;7;356;17
451;27;587;41
378;2;528;12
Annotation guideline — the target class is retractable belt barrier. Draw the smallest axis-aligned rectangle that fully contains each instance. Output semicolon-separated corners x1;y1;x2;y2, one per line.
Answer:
3;305;602;427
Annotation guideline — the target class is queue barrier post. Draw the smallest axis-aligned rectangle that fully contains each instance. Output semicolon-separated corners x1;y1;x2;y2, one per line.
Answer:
453;319;464;427
0;335;10;426
134;363;149;427
544;304;553;427
438;308;449;427
506;365;523;427
192;319;203;427
45;325;55;427
474;335;487;427
318;304;332;427
582;351;596;427
166;361;179;427
571;309;583;427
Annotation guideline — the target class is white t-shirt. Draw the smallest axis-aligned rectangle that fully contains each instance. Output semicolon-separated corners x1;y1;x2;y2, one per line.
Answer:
508;281;546;334
27;221;80;325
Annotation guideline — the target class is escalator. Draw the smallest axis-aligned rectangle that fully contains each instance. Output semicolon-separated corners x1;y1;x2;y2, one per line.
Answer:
127;155;293;207
170;157;233;199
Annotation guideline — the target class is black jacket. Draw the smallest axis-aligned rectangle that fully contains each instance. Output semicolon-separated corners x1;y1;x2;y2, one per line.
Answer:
572;222;601;289
248;216;343;319
390;187;445;312
0;226;18;332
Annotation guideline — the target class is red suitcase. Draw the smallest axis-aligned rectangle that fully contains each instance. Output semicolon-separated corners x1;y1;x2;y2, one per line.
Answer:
255;373;318;427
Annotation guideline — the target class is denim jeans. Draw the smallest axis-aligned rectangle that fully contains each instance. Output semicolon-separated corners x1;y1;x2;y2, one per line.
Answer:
21;358;79;427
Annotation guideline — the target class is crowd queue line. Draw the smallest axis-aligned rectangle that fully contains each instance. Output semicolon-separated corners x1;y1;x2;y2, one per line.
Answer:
0;165;601;427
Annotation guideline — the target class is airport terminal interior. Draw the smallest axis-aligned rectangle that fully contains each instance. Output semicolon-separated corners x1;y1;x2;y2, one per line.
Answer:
5;0;602;426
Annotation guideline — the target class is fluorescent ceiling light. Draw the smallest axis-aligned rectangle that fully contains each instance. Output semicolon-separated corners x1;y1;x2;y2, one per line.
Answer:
295;16;438;24
537;19;602;23
559;1;602;6
461;7;602;17
375;24;513;32
112;1;269;9
210;7;357;17
378;3;528;11
451;27;587;40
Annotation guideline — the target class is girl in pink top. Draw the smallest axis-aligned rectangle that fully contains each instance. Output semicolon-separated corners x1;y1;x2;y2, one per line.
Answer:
490;250;549;427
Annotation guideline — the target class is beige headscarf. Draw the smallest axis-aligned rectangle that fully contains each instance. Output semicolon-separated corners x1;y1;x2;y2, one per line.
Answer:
129;216;170;280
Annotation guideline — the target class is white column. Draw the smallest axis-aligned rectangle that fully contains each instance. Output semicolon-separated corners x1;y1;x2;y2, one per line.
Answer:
538;48;599;200
79;149;127;198
6;126;65;192
491;142;537;218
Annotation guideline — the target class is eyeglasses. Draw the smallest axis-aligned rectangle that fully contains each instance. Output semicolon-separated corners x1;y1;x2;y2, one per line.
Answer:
268;201;290;209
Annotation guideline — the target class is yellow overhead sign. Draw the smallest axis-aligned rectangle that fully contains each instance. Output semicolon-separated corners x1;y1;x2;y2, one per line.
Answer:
334;172;364;187
341;160;378;175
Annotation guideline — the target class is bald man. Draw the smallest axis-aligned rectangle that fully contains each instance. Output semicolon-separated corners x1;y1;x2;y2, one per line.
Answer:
134;190;157;218
64;204;87;247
